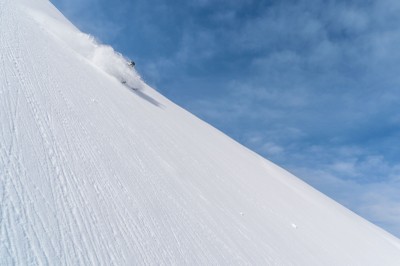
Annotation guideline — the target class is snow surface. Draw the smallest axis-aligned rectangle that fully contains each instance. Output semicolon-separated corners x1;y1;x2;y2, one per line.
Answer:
1;0;400;264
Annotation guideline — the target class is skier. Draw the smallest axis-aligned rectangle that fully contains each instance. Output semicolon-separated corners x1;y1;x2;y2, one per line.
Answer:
121;60;135;85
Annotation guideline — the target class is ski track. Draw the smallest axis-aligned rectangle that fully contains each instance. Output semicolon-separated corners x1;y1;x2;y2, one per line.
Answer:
1;2;86;264
0;4;151;263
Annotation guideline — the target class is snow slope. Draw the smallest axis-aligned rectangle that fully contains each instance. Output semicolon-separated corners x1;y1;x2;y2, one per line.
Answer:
1;0;400;264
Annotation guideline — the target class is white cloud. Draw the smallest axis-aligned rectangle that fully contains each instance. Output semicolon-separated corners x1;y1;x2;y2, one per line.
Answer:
294;163;400;236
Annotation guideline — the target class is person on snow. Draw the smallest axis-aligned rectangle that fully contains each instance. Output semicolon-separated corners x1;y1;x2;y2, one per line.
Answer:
128;60;135;67
121;60;135;84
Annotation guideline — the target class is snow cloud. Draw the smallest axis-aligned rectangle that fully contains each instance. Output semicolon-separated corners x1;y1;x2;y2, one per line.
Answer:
25;5;143;90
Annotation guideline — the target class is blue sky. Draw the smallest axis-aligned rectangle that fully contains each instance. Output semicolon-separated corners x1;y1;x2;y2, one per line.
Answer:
51;0;400;237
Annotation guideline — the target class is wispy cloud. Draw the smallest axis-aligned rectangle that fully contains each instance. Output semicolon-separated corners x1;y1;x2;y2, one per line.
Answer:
294;159;400;235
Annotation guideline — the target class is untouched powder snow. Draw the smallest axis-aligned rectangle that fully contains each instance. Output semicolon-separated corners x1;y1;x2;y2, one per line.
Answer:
1;0;400;264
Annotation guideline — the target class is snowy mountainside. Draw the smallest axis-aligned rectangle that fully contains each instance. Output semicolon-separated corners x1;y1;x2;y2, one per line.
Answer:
1;0;400;265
